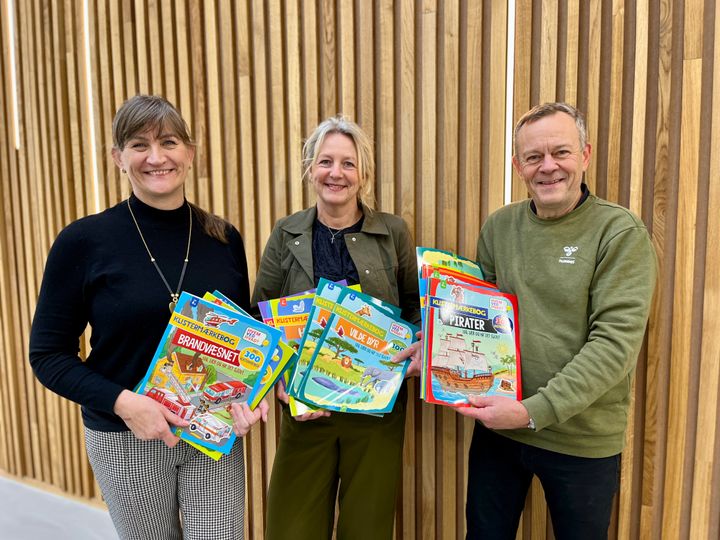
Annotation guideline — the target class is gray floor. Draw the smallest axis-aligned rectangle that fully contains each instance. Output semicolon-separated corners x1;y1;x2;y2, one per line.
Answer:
0;475;117;539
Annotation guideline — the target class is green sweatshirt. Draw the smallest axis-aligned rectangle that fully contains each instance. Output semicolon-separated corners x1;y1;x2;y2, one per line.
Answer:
477;194;657;458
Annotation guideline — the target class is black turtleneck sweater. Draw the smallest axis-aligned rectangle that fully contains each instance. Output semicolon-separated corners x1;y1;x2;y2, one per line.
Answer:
29;195;250;432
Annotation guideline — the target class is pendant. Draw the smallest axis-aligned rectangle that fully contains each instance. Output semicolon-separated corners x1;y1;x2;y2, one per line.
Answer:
169;300;177;313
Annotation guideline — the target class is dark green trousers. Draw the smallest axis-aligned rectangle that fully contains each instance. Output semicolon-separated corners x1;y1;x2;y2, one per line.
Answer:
265;395;406;540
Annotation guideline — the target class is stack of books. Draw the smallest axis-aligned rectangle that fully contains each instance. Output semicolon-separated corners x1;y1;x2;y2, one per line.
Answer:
416;248;522;407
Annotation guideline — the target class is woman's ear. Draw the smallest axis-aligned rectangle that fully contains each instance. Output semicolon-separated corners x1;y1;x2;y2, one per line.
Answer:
111;148;124;171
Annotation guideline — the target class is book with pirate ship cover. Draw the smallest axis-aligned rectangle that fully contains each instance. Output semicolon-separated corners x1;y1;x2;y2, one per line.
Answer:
417;263;498;399
136;292;282;455
422;277;521;407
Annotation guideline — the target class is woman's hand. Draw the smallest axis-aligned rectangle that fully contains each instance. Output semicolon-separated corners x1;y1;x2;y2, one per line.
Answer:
392;331;423;377
294;409;332;422
230;399;269;436
275;378;290;404
113;389;189;448
276;378;330;421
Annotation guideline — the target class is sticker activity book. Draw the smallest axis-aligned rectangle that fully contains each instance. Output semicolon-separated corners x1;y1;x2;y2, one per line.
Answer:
285;280;348;415
257;282;356;415
259;286;327;416
423;277;521;405
136;292;282;455
205;291;297;410
416;248;522;407
294;280;417;414
258;291;314;341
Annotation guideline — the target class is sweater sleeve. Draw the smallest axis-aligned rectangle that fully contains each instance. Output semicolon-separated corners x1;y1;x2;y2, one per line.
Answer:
476;216;497;284
28;226;127;414
522;226;658;430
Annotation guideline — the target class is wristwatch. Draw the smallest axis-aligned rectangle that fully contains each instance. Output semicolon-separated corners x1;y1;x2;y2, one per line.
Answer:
527;417;536;431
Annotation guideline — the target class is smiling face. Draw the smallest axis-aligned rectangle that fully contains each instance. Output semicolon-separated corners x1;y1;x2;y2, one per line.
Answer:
512;112;591;219
112;126;195;209
311;132;362;217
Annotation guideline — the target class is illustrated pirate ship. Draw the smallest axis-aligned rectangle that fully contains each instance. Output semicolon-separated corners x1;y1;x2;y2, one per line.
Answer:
431;333;494;393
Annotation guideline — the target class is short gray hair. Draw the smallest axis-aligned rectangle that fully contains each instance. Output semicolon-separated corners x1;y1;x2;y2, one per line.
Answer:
513;102;587;156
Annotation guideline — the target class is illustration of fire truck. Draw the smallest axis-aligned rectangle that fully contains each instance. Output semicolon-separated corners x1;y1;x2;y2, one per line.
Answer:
146;387;197;420
202;380;248;404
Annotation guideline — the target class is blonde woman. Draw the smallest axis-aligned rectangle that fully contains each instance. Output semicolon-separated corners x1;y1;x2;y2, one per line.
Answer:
253;116;420;539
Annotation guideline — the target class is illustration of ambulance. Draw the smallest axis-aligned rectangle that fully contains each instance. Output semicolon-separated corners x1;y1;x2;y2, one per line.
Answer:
188;413;232;443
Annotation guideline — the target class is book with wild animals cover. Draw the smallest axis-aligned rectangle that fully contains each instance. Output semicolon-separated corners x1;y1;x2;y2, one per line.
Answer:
296;281;417;414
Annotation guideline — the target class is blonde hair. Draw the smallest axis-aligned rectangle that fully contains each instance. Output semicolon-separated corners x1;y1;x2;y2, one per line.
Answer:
302;115;375;209
112;95;230;243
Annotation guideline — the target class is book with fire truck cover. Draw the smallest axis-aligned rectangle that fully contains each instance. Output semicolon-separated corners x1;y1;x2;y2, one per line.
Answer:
136;291;282;455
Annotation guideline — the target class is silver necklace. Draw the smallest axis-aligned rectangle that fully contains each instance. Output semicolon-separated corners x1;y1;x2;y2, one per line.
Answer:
325;224;348;244
127;198;192;312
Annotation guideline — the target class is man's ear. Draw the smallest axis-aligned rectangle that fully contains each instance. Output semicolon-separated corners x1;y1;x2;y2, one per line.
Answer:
512;155;522;176
581;143;592;171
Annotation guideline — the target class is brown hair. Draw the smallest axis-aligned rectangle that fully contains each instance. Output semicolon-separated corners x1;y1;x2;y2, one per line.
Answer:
112;95;230;243
302;115;375;210
513;102;587;156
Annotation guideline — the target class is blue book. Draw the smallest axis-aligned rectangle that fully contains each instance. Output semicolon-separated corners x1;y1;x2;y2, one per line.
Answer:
297;282;417;414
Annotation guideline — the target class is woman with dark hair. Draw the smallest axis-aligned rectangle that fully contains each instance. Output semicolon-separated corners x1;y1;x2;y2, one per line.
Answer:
253;116;420;539
29;94;265;539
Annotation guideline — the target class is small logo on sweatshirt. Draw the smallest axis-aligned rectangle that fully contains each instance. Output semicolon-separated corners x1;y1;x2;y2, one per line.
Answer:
559;246;578;264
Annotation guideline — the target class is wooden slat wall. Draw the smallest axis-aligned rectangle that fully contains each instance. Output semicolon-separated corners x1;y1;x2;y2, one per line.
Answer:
512;1;720;539
0;1;717;538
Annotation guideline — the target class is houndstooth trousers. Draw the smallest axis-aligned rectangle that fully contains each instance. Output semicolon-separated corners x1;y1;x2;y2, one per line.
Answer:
85;428;245;540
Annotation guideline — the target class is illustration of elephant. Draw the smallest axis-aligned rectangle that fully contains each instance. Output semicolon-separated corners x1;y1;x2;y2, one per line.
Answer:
360;367;398;394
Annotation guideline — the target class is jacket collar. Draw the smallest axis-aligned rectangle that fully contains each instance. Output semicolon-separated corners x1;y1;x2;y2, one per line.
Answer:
280;204;390;236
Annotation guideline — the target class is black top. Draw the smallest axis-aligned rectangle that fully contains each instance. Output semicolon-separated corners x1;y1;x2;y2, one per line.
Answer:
312;215;364;287
29;194;250;432
530;182;590;215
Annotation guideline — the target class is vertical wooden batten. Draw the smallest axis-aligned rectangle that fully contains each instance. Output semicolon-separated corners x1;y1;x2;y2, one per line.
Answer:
0;1;718;538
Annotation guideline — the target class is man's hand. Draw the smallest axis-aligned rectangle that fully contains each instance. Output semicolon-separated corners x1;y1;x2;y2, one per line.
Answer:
230;399;269;436
113;389;189;447
456;395;531;430
391;331;423;377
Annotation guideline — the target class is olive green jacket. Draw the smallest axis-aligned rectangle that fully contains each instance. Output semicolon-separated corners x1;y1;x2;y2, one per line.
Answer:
252;205;420;325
